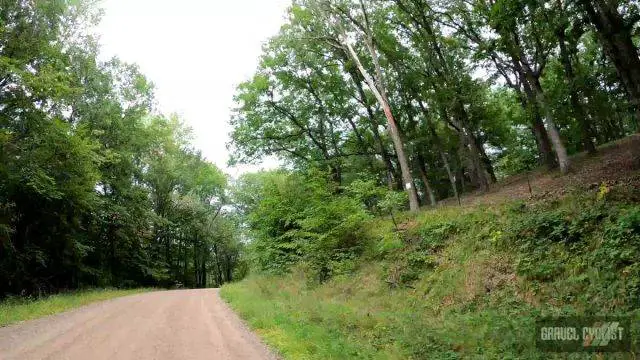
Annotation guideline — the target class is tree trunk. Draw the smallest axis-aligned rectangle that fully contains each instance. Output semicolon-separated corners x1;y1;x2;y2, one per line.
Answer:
330;164;342;186
201;259;206;288
457;134;478;189
511;56;559;169
416;154;436;206
497;52;557;169
450;103;493;191
225;256;233;283
193;240;198;287
441;151;460;205
213;244;223;287
109;224;116;284
416;100;460;203
581;0;640;126
530;105;558;169
464;130;490;190
344;53;397;189
530;77;571;174
344;41;420;211
511;32;570;173
370;119;397;190
457;166;466;194
557;25;597;154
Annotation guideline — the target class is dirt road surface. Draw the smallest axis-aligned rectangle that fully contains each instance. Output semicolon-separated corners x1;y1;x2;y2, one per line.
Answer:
0;289;278;360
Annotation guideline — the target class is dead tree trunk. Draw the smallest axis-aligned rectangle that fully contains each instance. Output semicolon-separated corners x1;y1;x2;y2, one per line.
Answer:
343;41;420;211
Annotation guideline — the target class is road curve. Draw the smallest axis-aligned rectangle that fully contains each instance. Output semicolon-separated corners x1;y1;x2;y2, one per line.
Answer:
0;289;278;360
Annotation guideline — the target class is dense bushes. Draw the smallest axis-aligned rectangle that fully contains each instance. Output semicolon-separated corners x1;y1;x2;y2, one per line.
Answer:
501;195;640;311
236;163;640;313
234;171;396;281
225;187;640;359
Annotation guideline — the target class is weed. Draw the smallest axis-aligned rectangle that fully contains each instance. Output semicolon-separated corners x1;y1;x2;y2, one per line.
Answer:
223;191;640;359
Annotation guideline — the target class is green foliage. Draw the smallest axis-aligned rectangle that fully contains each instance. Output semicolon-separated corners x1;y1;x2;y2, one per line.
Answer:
599;207;640;267
225;191;640;359
221;279;385;359
418;221;459;252
375;232;404;257
493;126;540;178
345;178;389;214
507;200;604;281
223;0;640;356
299;193;371;282
379;191;408;215
4;4;640;360
229;0;639;204
237;171;307;273
502;196;640;311
234;170;371;282
0;0;243;297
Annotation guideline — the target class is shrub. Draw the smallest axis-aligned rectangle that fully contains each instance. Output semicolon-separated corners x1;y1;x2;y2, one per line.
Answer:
240;170;371;282
298;195;371;283
380;191;408;229
345;178;389;215
419;221;458;252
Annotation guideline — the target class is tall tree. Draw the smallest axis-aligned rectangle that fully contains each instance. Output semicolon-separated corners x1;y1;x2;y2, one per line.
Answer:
578;0;640;124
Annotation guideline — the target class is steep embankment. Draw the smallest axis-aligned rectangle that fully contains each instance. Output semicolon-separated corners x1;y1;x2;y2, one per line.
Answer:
222;136;640;359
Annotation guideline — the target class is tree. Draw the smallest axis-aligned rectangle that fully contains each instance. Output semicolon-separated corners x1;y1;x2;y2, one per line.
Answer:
0;0;244;297
578;0;640;125
334;0;421;210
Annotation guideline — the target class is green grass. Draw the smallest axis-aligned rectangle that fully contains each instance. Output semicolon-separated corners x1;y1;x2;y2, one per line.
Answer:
0;288;153;327
222;187;640;359
222;276;399;359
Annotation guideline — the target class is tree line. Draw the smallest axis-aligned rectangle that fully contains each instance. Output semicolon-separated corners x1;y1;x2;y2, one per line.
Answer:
229;0;640;212
0;1;244;297
3;0;639;295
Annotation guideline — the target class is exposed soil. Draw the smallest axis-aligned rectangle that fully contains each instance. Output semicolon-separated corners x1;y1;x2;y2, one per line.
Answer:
440;134;640;207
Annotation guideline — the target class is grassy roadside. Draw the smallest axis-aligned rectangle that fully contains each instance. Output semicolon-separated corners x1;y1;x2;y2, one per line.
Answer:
0;288;154;327
222;186;640;359
222;279;392;359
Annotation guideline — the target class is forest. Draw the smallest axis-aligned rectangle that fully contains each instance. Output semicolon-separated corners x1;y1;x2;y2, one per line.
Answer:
3;0;640;357
229;0;640;278
0;1;245;297
220;1;640;357
1;0;640;304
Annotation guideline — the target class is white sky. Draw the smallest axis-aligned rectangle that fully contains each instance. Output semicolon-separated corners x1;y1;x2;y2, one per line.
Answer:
96;0;289;177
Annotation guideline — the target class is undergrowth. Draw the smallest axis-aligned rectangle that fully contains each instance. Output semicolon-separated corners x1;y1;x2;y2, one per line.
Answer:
222;186;640;359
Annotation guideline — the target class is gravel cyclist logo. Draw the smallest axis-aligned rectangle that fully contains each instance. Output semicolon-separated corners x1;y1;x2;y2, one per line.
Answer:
536;317;631;352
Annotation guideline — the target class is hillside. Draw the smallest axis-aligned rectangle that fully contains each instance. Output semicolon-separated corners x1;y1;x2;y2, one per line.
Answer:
446;135;640;207
222;137;640;359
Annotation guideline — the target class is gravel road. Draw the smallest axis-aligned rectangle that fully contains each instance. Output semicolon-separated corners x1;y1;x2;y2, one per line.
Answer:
0;289;278;360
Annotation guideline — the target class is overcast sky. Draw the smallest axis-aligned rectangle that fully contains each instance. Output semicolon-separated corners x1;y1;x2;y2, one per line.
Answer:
96;0;289;176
